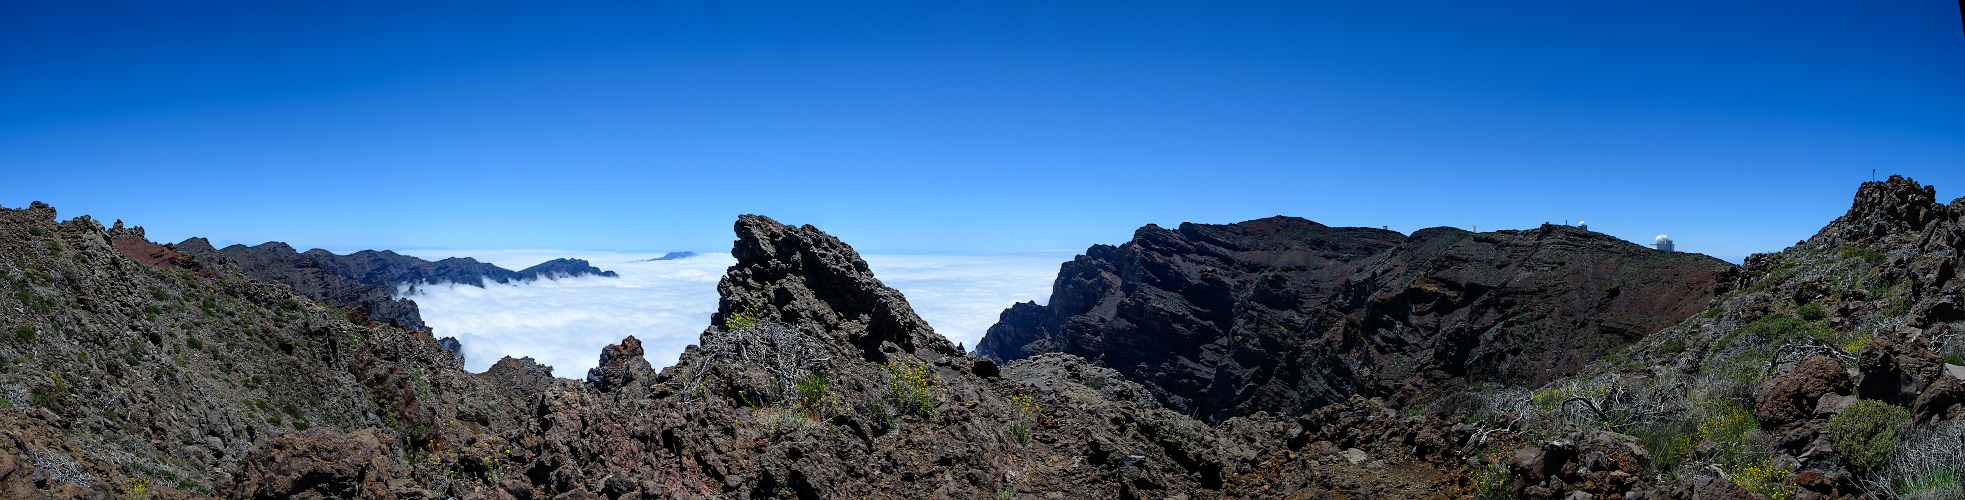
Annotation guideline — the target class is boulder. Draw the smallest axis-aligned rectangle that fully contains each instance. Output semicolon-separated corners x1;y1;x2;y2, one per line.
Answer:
1754;356;1853;428
1912;375;1964;422
222;428;404;500
1857;339;1944;406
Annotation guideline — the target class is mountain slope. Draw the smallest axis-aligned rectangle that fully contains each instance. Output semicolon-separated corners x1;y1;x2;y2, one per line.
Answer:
980;216;1733;421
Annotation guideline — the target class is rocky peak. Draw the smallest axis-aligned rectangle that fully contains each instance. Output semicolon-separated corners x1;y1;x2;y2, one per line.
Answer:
587;335;654;396
710;214;957;361
107;219;145;240
1815;175;1958;248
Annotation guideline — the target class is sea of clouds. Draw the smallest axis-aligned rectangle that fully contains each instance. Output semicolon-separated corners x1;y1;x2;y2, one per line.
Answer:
394;249;1070;376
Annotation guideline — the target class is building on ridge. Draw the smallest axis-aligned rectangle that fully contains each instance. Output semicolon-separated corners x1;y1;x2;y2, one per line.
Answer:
1578;221;1588;231
1652;234;1675;252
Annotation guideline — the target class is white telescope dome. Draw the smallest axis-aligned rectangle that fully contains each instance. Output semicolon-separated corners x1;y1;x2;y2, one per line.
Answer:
1655;234;1671;244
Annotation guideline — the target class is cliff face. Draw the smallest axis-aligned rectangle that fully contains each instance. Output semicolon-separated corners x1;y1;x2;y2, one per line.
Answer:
980;216;1733;421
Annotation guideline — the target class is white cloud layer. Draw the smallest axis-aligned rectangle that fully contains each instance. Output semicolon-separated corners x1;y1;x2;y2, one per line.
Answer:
396;249;1066;376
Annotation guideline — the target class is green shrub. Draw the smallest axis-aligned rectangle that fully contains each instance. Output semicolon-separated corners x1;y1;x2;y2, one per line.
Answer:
1945;353;1963;366
1722;314;1841;352
148;286;169;301
175;479;209;494
1798;303;1827;321
1885;299;1910;317
1658;338;1688;355
15;325;33;343
185;337;202;350
27;226;44;236
1830;400;1911;473
31;374;68;408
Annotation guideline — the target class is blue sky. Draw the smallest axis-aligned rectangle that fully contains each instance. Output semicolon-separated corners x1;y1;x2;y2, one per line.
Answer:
4;1;1962;262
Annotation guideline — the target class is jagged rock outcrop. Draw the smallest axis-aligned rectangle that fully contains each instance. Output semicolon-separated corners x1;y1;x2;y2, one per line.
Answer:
709;214;959;361
981;216;1733;421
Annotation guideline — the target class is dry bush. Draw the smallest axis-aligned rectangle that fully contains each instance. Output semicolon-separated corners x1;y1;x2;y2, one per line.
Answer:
692;322;824;404
1422;391;1489;418
1872;418;1965;499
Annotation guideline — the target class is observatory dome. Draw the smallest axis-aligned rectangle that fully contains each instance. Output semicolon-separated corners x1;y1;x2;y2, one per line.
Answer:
1655;234;1671;244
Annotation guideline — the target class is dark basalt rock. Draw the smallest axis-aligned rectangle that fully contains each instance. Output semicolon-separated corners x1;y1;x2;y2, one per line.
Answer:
586;335;654;396
709;214;959;362
981;216;1733;421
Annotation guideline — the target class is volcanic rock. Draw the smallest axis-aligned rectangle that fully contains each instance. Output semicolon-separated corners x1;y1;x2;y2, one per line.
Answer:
1754;356;1853;429
981;216;1732;420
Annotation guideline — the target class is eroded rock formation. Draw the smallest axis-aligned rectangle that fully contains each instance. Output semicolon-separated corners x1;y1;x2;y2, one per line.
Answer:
981;216;1733;421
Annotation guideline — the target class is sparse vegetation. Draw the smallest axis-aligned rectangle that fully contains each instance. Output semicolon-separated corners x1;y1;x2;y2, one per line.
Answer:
1471;461;1513;500
124;477;150;500
857;399;895;435
794;371;833;420
1007;391;1039;444
1838;245;1887;265
886;357;943;418
723;305;762;331
15;325;33;342
1873;419;1965;498
1657;338;1688;355
1797;302;1826;321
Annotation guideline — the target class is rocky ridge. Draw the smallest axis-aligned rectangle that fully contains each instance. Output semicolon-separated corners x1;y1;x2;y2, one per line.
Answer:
980;215;1732;422
171;240;619;332
3;176;1961;499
